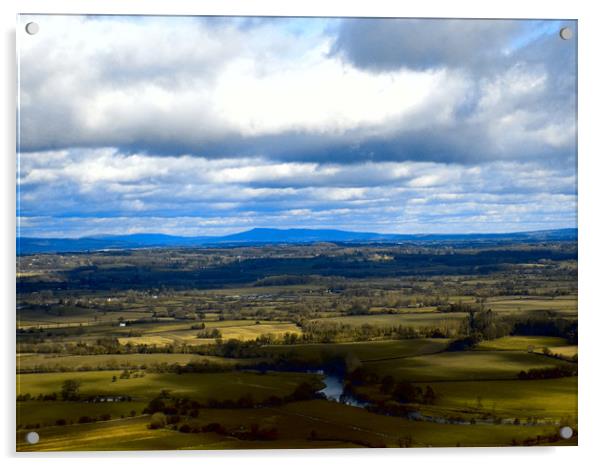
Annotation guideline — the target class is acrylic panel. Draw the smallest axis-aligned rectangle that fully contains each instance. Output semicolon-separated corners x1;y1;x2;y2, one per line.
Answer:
16;15;577;450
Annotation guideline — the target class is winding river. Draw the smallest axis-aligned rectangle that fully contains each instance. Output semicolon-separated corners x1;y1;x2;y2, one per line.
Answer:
315;371;368;408
314;371;553;426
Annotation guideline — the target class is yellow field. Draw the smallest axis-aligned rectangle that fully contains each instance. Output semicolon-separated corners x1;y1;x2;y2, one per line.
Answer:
541;346;578;358
220;323;300;340
113;320;300;345
117;335;175;346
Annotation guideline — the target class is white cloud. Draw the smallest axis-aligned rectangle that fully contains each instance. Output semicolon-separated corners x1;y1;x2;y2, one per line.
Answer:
18;15;574;165
17;148;576;237
16;16;577;237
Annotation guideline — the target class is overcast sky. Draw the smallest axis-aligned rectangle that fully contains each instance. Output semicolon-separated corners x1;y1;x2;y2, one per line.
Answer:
17;15;577;238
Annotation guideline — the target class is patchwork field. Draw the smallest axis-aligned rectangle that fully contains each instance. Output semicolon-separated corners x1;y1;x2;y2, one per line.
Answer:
17;242;578;449
113;320;301;346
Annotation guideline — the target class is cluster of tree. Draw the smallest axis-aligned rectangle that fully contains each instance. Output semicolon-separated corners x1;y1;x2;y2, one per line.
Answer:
189;421;278;441
299;321;453;344
513;317;577;344
389;380;436;405
446;335;480;351
145;360;235;374
61;379;81;400
456;309;578;345
437;301;483;313
17;392;57;401
143;381;323;418
253;275;315;287
345;368;437;405
518;366;577;380
113;369;145;380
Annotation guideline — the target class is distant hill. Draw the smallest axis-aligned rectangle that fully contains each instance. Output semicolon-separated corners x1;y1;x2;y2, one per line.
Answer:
17;227;577;254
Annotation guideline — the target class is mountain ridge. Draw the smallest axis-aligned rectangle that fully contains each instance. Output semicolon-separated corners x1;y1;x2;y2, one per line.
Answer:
17;227;577;254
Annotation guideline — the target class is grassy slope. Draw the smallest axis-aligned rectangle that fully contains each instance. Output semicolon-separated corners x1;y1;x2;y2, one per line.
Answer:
418;377;577;420
363;350;575;382
476;336;569;351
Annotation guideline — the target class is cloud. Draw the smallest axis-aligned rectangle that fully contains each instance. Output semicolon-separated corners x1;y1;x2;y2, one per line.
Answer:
17;148;576;237
18;15;576;167
16;16;577;236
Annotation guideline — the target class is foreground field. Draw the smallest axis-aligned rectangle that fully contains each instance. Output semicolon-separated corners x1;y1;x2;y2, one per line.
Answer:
17;399;573;451
419;377;577;421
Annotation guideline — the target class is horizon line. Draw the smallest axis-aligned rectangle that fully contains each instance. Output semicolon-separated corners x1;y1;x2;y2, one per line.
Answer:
17;226;578;241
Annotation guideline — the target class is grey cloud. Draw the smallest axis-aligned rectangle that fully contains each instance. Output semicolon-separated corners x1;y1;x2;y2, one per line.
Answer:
17;15;576;169
331;19;523;71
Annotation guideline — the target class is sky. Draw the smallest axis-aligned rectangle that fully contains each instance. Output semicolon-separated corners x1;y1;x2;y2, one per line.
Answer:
17;15;577;238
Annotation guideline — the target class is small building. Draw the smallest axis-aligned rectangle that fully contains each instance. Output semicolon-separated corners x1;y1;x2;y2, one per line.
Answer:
119;322;127;327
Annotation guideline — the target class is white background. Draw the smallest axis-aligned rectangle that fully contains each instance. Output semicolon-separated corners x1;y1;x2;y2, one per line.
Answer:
1;1;601;465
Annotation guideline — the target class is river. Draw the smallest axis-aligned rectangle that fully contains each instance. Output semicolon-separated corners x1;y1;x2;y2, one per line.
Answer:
315;371;369;408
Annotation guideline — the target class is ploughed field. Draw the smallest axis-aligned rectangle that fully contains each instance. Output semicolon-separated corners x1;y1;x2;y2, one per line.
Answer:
16;242;578;449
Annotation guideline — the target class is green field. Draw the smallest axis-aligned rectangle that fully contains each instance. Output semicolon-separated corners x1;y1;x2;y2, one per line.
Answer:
17;353;255;372
17;370;319;402
17;400;147;428
476;336;569;351
419;377;577;420
363;350;575;382
264;338;450;362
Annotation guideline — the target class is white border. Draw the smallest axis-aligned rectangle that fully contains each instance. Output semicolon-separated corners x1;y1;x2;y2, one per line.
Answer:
2;1;601;465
